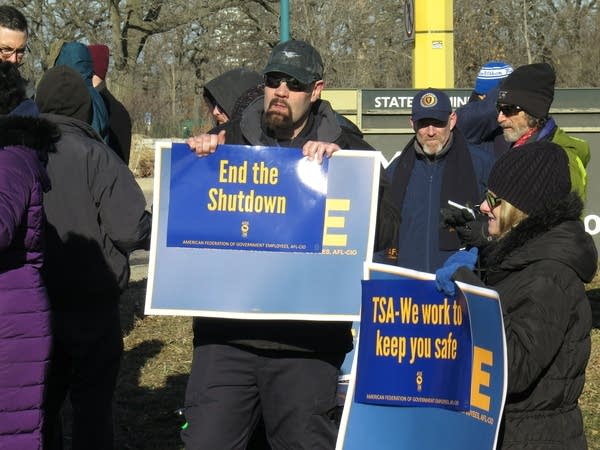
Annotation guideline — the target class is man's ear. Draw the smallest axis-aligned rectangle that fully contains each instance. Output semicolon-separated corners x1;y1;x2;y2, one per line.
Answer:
311;80;324;102
449;111;458;131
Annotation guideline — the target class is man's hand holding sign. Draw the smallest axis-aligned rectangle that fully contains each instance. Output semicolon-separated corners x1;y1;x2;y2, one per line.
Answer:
188;129;341;163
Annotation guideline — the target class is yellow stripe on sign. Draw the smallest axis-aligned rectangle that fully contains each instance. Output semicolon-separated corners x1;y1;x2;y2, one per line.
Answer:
323;198;351;247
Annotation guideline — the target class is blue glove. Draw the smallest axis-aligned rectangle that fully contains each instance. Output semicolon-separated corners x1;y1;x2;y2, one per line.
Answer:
435;247;479;296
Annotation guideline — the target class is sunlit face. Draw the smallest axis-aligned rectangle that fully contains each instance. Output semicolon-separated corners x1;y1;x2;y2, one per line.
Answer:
479;191;502;237
0;26;27;65
263;72;323;139
410;112;456;155
497;105;530;143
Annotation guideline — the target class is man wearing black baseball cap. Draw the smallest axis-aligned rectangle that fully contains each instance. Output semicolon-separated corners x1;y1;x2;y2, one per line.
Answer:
375;88;493;272
263;39;323;85
184;40;374;449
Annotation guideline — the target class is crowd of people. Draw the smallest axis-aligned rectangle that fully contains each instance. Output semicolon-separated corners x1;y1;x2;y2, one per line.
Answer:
0;5;148;450
0;4;596;450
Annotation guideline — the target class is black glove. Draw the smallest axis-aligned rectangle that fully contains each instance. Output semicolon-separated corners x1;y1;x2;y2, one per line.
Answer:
440;204;475;229
440;204;492;248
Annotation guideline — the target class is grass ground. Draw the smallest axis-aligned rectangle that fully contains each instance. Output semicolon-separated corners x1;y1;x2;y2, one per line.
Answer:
114;278;190;449
109;274;600;449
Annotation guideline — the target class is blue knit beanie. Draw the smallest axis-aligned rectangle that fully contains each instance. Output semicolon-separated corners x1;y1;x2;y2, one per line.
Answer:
474;61;513;95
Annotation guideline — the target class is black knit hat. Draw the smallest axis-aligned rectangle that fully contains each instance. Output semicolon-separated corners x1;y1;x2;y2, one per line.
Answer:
488;141;571;215
36;65;92;124
497;63;555;118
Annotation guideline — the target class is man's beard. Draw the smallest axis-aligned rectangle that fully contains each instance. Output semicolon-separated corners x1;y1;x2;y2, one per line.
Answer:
265;99;294;137
416;135;445;155
421;139;443;155
501;122;529;143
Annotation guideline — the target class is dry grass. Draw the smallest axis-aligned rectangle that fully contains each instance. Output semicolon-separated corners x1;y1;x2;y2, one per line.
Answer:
129;135;156;178
115;278;192;450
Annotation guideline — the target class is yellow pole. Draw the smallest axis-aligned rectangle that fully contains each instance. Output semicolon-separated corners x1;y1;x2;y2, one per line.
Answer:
413;0;454;88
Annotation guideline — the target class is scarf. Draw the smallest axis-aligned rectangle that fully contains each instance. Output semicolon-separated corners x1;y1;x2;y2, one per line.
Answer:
387;130;481;250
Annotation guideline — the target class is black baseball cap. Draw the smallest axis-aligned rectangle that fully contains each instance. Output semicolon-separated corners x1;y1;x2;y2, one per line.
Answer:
263;40;323;84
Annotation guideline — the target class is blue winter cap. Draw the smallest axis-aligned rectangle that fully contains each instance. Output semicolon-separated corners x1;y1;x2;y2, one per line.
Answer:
474;61;513;95
411;88;452;122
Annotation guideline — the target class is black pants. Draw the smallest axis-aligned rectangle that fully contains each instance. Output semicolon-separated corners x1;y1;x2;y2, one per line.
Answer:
43;305;123;450
181;344;344;450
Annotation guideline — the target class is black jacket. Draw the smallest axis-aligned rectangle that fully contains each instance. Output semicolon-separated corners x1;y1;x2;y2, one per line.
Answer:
193;98;374;354
41;113;151;309
458;193;596;449
216;96;371;150
97;80;132;164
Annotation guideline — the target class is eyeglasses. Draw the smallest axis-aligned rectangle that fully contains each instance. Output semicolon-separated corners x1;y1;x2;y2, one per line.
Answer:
264;73;311;92
485;191;502;209
496;103;522;117
0;45;27;60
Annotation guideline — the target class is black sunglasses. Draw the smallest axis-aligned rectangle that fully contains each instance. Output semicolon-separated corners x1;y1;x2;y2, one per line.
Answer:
264;73;311;92
485;191;502;209
496;103;523;117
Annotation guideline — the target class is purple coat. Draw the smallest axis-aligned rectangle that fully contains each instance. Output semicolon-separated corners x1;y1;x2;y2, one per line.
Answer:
0;116;57;449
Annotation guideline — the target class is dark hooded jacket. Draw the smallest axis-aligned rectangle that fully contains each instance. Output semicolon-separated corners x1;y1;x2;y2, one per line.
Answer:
0;112;59;449
193;97;374;354
203;68;262;121
217;96;371;150
96;79;132;164
457;193;597;449
35;66;151;309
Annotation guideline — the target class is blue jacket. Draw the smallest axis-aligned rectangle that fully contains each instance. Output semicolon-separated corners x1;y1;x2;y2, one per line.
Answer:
376;130;494;273
455;86;510;158
54;42;109;141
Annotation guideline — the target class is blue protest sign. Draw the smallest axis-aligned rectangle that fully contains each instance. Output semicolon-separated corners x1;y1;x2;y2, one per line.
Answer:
167;143;327;252
337;263;507;450
355;279;472;411
145;142;382;320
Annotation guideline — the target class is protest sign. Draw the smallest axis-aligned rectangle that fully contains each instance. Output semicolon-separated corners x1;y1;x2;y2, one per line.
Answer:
145;142;381;320
337;263;507;450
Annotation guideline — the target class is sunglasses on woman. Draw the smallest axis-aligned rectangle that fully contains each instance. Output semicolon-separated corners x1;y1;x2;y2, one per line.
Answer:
264;73;311;92
485;191;502;209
